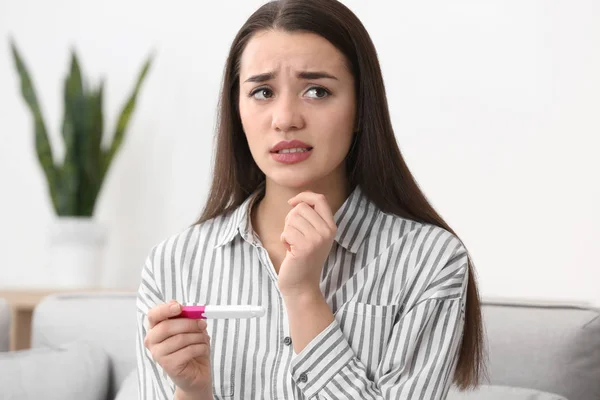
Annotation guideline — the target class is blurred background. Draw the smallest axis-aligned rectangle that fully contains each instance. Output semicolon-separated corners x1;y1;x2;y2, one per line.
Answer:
0;0;598;303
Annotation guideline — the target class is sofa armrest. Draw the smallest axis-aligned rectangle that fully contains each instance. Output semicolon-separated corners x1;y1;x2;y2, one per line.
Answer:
0;298;10;352
31;292;137;399
482;297;600;400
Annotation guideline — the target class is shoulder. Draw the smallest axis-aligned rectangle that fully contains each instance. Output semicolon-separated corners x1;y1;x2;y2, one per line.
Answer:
144;213;230;270
382;216;469;300
382;213;467;260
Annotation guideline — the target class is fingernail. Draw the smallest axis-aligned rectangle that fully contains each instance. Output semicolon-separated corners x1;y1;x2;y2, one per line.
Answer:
198;320;206;329
170;303;180;314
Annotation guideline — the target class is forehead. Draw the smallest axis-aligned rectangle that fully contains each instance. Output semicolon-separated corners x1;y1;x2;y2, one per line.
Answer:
239;30;348;78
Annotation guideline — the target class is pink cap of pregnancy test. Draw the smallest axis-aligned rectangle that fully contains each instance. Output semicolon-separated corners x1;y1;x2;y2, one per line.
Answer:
179;305;206;319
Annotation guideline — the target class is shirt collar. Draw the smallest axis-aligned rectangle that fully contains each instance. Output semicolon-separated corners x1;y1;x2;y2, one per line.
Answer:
212;185;264;250
213;184;378;254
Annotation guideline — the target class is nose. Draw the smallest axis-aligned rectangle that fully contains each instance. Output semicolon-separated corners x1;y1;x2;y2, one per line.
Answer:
271;93;304;132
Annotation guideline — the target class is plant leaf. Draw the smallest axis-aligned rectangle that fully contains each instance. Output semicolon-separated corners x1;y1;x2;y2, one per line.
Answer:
101;54;153;180
9;38;60;214
61;50;86;215
80;81;104;216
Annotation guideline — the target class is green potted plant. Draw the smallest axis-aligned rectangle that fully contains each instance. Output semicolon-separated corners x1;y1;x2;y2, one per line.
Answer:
10;38;153;287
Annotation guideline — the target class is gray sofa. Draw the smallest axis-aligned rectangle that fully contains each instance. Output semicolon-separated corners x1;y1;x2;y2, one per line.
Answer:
1;292;599;400
0;297;10;352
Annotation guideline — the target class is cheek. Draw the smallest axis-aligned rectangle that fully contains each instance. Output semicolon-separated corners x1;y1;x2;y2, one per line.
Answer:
239;101;261;148
317;106;355;154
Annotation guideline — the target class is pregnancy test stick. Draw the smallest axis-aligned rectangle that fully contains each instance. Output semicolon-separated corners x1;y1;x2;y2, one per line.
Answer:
179;305;265;319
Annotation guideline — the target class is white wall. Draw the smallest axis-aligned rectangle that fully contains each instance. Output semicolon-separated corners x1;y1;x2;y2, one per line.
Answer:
0;1;598;305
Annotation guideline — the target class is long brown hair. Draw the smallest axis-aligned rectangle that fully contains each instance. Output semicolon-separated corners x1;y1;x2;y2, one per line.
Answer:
193;0;487;389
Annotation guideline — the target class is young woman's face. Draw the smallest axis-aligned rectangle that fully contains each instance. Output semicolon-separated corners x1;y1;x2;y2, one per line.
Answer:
238;29;356;189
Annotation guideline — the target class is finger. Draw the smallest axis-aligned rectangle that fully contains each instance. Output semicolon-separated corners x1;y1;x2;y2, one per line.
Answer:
145;318;207;348
290;202;332;238
148;301;182;328
281;225;305;253
288;192;336;231
152;332;210;360
159;342;211;372
286;208;313;237
280;231;291;251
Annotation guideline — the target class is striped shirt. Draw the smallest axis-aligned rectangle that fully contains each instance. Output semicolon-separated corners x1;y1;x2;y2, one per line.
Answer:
136;184;469;399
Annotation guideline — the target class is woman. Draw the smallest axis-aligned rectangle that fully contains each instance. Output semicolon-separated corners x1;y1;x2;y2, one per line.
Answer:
137;0;486;399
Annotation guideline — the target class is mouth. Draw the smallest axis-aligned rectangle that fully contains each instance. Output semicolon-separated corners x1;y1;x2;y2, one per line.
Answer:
270;147;314;164
270;147;314;154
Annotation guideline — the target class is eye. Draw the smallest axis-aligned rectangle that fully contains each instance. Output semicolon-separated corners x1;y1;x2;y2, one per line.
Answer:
305;86;331;99
250;87;273;100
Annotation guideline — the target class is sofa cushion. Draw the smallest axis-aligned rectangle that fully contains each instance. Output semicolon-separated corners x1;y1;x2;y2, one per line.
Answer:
482;298;600;400
0;297;10;352
115;368;138;400
31;292;137;399
447;384;567;400
0;341;109;400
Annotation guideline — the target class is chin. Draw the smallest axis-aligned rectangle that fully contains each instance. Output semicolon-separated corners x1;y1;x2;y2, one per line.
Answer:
267;171;316;189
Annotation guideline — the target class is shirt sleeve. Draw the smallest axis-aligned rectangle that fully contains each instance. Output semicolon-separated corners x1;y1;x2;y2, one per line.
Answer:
135;249;177;400
289;242;469;399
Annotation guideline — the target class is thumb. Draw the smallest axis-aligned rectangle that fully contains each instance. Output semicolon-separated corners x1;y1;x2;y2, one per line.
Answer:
280;232;291;251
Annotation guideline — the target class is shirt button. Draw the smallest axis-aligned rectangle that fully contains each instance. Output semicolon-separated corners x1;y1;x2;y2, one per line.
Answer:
299;372;308;383
283;336;292;346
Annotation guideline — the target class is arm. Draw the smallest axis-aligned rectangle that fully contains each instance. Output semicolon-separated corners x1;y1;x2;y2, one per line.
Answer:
135;250;176;400
284;288;335;354
174;388;213;400
286;246;469;400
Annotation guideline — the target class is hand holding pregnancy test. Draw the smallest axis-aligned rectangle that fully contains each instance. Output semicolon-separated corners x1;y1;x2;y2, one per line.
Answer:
170;304;266;320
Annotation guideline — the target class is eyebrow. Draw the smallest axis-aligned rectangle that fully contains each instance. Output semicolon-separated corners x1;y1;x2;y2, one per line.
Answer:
243;71;339;83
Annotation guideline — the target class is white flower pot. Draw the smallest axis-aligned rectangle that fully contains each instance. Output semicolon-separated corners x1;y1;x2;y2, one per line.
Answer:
47;216;108;288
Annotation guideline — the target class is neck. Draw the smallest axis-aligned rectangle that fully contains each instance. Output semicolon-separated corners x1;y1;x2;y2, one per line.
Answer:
251;177;351;245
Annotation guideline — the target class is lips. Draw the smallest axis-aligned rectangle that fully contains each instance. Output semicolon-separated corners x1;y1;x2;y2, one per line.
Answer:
270;140;313;153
